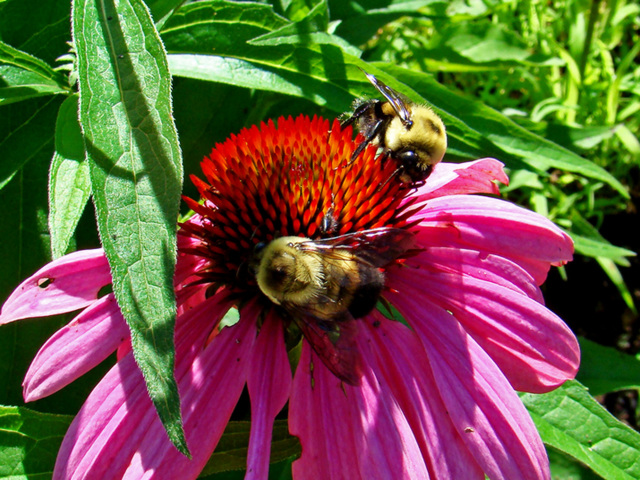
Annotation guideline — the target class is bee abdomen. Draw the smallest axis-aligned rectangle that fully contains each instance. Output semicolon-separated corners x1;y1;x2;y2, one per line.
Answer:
347;267;384;318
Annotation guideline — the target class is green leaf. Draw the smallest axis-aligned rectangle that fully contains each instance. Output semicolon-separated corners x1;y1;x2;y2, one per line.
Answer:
522;380;640;480
0;41;70;106
0;0;72;66
577;337;640;395
167;54;354;111
248;1;360;57
279;0;327;23
162;1;356;110
543;123;617;152
49;95;91;259
568;211;636;263
548;447;602;480
145;0;185;25
422;22;564;71
163;1;290;41
571;233;636;262
200;420;300;475
0;102;55;406
329;0;448;47
595;257;637;314
0;97;61;190
614;124;640;158
0;405;74;478
73;0;187;456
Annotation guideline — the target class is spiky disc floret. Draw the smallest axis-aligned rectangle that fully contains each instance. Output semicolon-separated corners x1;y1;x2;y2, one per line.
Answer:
180;115;415;295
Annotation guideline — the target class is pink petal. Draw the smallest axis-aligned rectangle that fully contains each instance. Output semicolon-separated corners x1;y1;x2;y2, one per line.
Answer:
125;305;256;479
415;158;508;200
175;232;209;287
53;349;152;480
289;339;429;479
23;293;129;402
392;271;579;392
246;310;292;479
0;249;110;324
405;244;544;302
54;292;250;480
413;195;573;284
388;291;550;480
359;313;485;478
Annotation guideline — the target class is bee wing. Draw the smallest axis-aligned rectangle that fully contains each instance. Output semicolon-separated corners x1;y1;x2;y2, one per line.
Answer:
361;69;413;126
304;227;416;268
289;308;362;386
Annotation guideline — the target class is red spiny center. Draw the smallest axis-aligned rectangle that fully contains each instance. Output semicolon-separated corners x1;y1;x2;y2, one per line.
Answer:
180;115;414;294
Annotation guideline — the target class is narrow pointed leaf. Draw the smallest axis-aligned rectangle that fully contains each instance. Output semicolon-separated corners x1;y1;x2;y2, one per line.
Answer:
0;97;60;190
0;40;70;106
72;0;186;455
49;94;91;258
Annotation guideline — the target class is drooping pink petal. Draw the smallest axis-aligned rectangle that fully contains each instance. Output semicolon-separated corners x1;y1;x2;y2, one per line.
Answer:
413;195;573;284
54;292;247;480
289;340;430;479
53;346;153;480
245;310;292;479
415;158;508;200
23;293;129;402
124;304;257;479
0;249;110;324
175;224;209;287
359;313;485;479
388;290;550;480
392;271;579;392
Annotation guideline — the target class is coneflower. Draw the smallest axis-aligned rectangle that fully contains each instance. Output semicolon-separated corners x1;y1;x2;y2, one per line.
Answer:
0;115;579;479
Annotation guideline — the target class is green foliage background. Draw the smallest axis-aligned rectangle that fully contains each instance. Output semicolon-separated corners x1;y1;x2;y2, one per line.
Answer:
1;0;639;478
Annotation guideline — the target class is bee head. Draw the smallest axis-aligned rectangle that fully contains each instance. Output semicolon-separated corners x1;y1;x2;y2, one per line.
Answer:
254;237;324;305
394;149;434;184
383;106;447;185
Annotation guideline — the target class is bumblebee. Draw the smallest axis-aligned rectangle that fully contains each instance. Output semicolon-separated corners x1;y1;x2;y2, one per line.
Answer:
251;228;415;384
341;70;447;187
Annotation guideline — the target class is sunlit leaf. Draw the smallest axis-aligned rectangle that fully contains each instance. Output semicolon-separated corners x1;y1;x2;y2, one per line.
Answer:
73;0;187;455
522;380;640;480
0;41;69;106
49;94;91;258
0;405;73;478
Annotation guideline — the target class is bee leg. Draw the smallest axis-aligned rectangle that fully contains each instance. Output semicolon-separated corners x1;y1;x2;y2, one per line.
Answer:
348;118;386;164
340;101;372;129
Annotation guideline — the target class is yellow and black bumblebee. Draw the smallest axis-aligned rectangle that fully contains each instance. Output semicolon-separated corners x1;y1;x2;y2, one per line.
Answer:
251;227;415;384
342;70;447;187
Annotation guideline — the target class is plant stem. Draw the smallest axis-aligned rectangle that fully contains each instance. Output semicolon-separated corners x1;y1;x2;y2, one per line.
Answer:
578;0;603;85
